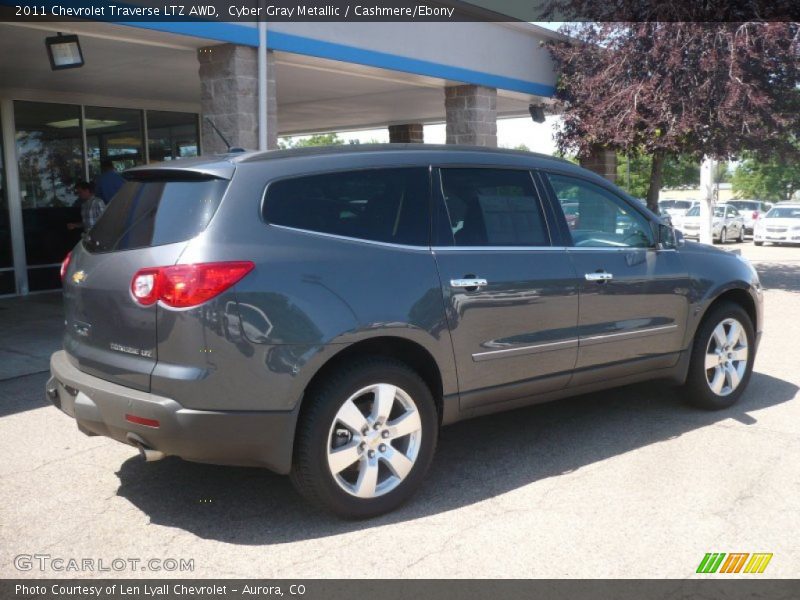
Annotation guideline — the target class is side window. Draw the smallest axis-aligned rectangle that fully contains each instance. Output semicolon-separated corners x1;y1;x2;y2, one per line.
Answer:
546;173;654;248
263;168;429;246
438;168;549;247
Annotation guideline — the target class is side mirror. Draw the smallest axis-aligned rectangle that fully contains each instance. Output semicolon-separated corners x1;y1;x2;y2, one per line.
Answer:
657;223;683;249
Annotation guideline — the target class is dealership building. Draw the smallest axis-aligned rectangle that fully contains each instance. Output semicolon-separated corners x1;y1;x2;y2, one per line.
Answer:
0;18;562;296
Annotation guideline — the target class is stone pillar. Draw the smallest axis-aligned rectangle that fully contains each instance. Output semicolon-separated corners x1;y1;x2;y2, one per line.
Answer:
579;146;617;183
445;84;497;147
388;123;424;143
199;44;278;154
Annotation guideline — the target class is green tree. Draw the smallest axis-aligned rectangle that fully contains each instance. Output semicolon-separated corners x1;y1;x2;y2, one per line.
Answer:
732;154;800;201
278;133;345;149
617;153;702;198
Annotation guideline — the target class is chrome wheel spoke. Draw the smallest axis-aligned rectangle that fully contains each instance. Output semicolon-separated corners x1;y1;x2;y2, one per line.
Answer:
386;409;422;440
382;445;414;479
328;441;361;474
372;383;396;424
353;458;379;498
709;367;725;394
705;353;719;370
731;347;748;362
725;363;741;390
336;399;368;433
726;321;742;347
712;324;727;349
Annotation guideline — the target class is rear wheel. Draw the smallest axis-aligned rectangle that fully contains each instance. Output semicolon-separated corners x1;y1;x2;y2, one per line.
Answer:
290;358;438;518
684;302;755;410
754;241;763;246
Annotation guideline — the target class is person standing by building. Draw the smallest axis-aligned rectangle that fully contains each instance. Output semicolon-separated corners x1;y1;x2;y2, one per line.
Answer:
94;159;124;204
68;181;105;232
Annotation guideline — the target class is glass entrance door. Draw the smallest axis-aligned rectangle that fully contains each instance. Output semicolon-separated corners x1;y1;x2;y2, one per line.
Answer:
14;101;84;291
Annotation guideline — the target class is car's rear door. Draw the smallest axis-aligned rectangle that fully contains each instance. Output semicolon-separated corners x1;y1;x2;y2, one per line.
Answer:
62;173;229;391
540;171;691;386
432;167;579;410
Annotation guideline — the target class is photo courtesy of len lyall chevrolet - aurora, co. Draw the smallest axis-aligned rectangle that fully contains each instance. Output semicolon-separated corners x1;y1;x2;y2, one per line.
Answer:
48;144;763;518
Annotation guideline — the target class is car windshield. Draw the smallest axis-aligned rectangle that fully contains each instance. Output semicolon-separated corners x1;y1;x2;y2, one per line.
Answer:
685;206;724;217
673;201;694;209
658;200;676;209
729;201;759;210
765;207;800;219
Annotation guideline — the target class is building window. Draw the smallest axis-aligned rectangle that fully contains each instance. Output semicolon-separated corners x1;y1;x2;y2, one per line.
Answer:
147;111;200;162
85;106;144;180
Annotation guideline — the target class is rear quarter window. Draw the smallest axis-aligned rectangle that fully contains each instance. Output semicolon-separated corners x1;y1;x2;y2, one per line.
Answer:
262;168;430;246
85;178;228;253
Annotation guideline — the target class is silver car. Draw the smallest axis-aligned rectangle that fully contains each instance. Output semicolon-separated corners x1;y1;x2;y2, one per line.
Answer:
678;204;746;244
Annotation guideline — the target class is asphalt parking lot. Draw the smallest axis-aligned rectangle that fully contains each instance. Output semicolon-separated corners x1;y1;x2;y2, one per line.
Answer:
1;242;798;579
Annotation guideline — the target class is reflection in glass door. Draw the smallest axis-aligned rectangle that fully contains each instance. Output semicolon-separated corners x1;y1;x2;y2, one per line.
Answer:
85;106;143;180
14;101;84;291
0;117;15;295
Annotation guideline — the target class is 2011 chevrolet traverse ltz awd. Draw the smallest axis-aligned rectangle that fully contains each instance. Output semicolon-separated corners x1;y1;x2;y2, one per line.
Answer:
48;145;763;518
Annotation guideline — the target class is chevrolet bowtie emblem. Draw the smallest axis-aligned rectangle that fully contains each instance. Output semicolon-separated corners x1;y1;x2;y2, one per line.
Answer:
72;270;86;284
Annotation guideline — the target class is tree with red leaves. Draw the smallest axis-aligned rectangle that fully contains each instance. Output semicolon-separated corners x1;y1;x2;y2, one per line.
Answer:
547;22;800;212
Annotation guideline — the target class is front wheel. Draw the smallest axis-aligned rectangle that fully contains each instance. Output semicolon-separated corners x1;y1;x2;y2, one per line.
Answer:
719;227;728;244
738;227;745;243
684;302;755;410
290;358;438;518
754;241;763;247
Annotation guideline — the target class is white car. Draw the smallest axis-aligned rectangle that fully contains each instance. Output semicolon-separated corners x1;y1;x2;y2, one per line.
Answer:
726;200;773;235
753;204;800;246
658;199;698;219
678;204;746;244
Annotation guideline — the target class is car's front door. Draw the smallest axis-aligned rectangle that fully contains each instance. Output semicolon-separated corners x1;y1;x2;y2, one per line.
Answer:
432;167;579;410
541;172;691;386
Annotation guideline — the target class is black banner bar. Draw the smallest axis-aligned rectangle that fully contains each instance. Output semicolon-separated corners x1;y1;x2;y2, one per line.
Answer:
2;0;800;23
3;580;800;600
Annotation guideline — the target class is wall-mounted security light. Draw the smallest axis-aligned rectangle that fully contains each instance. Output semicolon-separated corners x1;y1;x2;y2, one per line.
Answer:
45;33;84;70
528;104;546;124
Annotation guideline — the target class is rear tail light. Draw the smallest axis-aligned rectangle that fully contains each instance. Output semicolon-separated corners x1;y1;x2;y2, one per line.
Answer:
130;261;254;308
60;251;72;281
752;211;760;220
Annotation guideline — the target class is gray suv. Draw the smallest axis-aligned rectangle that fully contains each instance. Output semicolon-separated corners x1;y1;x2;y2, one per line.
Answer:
48;145;763;518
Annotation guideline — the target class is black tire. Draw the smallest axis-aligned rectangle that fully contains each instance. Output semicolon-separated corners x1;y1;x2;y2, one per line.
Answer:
738;227;745;243
684;301;755;410
290;357;438;518
754;241;763;246
719;227;727;244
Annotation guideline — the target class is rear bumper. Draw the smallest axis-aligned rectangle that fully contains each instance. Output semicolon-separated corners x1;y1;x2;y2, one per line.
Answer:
47;351;296;473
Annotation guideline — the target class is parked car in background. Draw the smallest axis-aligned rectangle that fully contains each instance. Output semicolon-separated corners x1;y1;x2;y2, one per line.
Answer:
726;200;773;235
753;204;800;246
659;199;698;219
678;204;746;244
48;145;763;518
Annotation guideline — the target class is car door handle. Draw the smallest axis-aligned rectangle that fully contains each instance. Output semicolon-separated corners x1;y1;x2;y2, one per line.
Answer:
585;272;613;282
451;278;488;288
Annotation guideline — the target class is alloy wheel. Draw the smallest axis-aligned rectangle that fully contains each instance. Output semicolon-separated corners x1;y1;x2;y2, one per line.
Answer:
326;383;422;498
704;318;749;397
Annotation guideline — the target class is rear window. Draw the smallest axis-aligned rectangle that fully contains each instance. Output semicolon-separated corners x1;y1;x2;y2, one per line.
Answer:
263;168;430;246
84;178;228;253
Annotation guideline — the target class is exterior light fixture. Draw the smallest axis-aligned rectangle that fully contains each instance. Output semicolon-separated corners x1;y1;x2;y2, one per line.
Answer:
45;33;84;70
528;104;546;124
